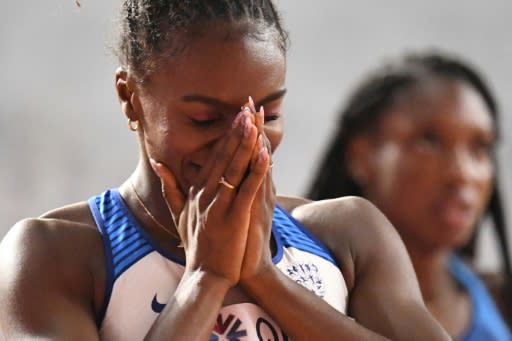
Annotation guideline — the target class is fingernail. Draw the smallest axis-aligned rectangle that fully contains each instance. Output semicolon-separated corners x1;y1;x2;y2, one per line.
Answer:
232;111;244;128
259;105;264;118
248;96;256;113
258;145;268;164
149;158;161;177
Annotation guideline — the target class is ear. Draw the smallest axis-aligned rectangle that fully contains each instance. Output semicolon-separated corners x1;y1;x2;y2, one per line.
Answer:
345;133;374;187
115;67;142;121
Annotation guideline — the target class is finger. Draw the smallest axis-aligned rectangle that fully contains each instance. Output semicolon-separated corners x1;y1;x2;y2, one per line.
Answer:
203;113;257;203
261;127;274;170
251;136;274;214
215;129;260;206
246;96;264;134
250;159;266;216
196;109;251;187
234;106;252;126
232;137;270;212
266;163;277;209
246;101;270;165
195;121;235;188
150;158;185;226
248;95;257;114
255;104;264;134
249;172;274;238
252;162;275;237
197;111;253;205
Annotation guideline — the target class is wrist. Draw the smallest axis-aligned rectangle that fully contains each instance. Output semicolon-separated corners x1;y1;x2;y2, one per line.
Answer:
239;263;279;294
176;269;232;304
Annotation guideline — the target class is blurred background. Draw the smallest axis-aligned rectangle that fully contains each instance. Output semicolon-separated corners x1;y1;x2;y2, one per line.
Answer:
1;0;511;270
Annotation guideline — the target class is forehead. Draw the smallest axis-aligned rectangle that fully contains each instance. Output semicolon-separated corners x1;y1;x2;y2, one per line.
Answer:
380;78;495;134
143;27;286;103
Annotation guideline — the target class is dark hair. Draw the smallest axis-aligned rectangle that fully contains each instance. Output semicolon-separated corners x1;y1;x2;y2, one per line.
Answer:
307;51;512;319
116;0;288;81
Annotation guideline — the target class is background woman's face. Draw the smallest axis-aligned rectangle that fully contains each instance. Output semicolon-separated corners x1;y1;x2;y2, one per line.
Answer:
133;28;286;193
358;78;495;252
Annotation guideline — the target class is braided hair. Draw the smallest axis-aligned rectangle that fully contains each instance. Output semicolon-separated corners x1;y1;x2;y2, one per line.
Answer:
307;51;512;321
115;0;288;82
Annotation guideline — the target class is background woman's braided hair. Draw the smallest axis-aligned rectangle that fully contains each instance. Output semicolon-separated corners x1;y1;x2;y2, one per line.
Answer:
115;0;288;82
306;51;512;318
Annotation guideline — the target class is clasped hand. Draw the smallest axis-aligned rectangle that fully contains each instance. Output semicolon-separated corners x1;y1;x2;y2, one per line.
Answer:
151;99;275;287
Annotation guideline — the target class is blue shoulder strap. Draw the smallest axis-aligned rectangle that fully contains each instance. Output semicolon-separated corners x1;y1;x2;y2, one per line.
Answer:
449;255;511;341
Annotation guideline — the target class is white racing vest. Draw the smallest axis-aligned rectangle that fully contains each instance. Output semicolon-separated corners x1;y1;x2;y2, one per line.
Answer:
89;189;348;340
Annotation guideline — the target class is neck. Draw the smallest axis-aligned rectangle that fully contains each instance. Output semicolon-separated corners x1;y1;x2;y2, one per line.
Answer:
406;246;456;302
123;158;179;240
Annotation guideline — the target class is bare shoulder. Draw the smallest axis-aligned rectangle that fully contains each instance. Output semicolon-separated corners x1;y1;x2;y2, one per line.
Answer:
282;196;392;244
41;200;98;224
278;196;405;290
0;202;105;287
2;202;102;256
276;195;312;212
0;202;106;335
0;200;103;266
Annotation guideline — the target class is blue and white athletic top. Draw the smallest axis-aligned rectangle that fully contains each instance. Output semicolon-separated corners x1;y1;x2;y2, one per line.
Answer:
89;189;348;340
450;256;512;341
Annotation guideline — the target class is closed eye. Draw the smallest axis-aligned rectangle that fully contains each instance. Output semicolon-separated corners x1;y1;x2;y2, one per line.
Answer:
187;111;222;127
264;114;280;122
189;117;220;127
417;131;441;148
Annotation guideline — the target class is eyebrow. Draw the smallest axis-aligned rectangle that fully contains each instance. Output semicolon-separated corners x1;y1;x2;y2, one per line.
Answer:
181;89;287;108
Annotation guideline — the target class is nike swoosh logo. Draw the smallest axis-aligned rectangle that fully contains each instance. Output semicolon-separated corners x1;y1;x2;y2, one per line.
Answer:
151;294;166;313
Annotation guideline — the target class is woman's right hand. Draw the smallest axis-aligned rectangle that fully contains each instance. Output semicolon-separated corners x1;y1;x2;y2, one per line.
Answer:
150;108;269;286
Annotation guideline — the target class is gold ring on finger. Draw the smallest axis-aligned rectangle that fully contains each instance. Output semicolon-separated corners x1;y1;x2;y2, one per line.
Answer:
219;176;236;190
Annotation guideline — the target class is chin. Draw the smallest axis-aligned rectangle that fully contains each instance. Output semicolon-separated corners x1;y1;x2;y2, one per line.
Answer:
437;224;475;250
405;221;474;253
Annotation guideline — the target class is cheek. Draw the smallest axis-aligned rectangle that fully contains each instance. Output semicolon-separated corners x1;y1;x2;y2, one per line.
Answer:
264;122;284;154
372;144;403;196
470;159;494;184
471;160;494;206
143;115;177;149
142;120;197;170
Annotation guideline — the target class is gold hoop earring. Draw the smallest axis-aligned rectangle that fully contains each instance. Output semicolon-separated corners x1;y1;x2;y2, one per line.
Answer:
128;119;139;131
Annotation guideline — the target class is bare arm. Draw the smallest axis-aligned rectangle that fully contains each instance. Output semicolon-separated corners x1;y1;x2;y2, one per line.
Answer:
0;219;100;340
144;270;230;340
241;265;389;340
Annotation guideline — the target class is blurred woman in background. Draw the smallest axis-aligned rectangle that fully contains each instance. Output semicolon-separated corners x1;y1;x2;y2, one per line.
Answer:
307;51;512;340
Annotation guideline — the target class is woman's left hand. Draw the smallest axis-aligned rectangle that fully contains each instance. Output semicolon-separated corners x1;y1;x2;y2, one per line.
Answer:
239;99;276;283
